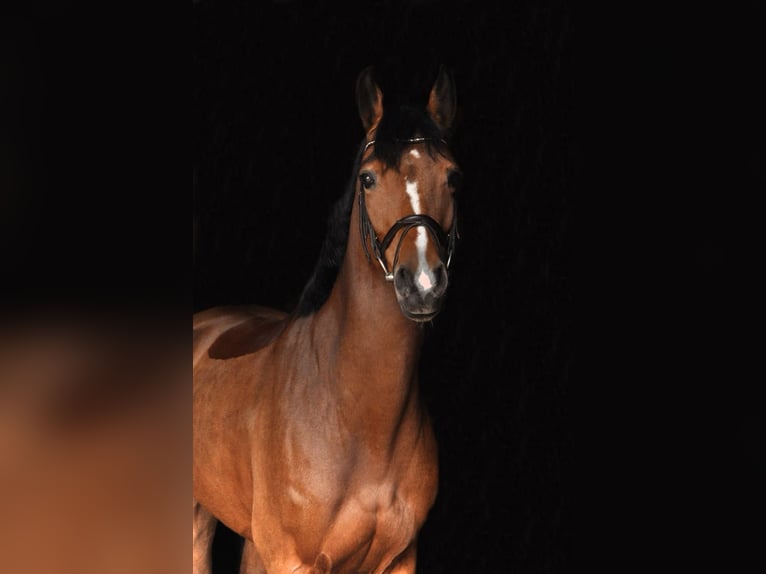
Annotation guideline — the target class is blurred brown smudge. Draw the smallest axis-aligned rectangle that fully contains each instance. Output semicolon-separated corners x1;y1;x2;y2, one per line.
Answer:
0;314;190;574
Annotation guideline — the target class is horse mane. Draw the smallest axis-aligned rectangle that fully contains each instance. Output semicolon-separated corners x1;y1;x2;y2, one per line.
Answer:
294;104;449;317
293;146;361;317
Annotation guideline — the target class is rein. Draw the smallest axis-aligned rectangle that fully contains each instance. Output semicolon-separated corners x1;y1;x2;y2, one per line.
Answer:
358;137;458;282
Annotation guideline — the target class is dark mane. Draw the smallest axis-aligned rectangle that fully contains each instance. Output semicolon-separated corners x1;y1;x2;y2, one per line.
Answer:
293;145;362;317
294;104;450;317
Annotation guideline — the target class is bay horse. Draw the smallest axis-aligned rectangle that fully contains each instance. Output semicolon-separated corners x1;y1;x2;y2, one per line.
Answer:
193;66;460;574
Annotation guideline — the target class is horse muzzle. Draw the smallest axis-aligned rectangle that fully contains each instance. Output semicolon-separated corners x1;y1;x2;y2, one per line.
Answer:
393;261;448;322
358;183;458;322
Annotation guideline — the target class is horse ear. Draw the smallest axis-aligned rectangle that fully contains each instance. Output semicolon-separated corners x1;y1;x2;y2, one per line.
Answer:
426;65;456;131
356;66;383;132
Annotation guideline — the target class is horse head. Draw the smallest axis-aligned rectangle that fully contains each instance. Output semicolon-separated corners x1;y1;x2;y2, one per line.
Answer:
355;66;461;321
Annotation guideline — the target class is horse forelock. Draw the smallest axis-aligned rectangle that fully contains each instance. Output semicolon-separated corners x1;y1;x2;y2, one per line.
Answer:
367;104;451;169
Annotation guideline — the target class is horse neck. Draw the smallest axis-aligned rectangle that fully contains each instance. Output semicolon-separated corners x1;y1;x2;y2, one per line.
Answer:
310;199;425;445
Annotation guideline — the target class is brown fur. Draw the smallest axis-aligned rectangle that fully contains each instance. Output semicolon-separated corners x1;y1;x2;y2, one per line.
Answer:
193;68;457;574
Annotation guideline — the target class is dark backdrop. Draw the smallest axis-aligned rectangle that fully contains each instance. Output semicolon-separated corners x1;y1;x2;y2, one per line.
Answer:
2;0;762;571
193;1;571;572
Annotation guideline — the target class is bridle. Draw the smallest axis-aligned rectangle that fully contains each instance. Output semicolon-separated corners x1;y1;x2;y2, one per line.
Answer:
358;137;459;282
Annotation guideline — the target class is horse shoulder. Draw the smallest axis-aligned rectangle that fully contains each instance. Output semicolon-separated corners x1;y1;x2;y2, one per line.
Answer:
193;305;289;365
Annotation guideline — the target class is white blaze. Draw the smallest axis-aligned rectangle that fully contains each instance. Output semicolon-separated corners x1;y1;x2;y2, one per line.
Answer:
417;269;433;290
404;178;434;291
404;178;422;213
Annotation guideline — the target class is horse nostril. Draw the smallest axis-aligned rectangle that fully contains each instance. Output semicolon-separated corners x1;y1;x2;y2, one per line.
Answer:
431;264;448;295
394;267;413;295
433;265;444;284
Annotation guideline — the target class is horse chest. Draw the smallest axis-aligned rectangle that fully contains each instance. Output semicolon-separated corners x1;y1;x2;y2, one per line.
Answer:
283;480;420;573
254;436;419;566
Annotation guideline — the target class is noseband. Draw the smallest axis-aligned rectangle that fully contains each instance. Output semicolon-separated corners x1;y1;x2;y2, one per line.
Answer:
358;138;458;282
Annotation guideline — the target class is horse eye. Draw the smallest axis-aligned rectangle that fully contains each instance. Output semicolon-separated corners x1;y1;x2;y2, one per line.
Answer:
359;172;376;190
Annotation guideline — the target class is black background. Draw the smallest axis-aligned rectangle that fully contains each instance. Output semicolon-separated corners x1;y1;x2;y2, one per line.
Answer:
191;1;766;572
193;1;570;573
1;0;763;572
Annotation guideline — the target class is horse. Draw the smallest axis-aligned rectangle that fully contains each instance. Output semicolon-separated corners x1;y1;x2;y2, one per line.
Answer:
193;66;461;574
